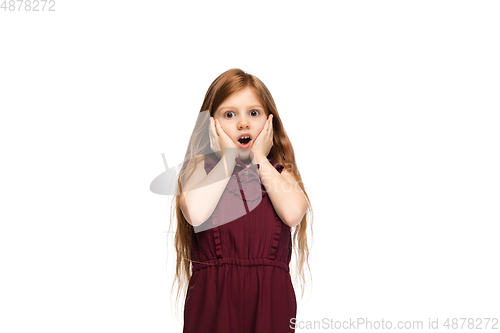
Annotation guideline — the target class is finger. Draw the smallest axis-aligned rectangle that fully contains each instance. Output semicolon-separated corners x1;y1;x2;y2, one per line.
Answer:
210;119;217;143
260;121;268;138
216;119;228;137
268;116;273;138
214;118;220;136
217;120;225;137
213;120;221;141
210;118;216;136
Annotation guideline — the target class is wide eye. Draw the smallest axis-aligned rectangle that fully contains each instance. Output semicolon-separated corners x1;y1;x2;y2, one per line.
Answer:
250;109;260;116
224;111;235;119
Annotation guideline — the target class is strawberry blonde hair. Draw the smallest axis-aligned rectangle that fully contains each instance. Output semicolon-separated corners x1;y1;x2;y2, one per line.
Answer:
168;68;313;318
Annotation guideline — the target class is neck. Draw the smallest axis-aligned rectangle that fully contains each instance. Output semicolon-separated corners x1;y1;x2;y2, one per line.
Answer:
239;156;253;167
213;151;257;167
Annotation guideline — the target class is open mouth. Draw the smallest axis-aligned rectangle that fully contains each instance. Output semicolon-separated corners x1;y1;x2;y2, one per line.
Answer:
237;136;252;149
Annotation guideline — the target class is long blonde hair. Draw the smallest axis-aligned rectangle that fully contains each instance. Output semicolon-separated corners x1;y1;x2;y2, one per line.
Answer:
167;68;313;319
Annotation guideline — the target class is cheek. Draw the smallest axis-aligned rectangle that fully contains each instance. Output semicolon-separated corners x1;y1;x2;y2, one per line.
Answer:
220;122;229;130
219;123;232;135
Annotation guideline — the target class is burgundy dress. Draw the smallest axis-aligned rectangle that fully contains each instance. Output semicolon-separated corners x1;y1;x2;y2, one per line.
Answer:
183;152;297;333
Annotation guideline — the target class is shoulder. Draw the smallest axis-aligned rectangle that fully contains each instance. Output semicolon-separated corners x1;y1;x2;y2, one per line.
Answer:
203;152;219;174
271;161;284;173
271;160;299;183
268;159;285;174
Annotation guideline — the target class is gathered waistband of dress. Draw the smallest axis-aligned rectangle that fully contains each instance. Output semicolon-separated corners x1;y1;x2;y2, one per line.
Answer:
192;257;290;273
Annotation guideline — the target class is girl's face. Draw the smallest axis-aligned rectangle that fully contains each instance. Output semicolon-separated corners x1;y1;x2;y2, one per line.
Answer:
213;86;268;161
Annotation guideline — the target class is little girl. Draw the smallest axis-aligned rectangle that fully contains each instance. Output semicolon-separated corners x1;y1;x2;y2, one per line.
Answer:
170;68;313;333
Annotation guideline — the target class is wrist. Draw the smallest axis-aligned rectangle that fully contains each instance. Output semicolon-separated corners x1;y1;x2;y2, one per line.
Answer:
252;152;268;164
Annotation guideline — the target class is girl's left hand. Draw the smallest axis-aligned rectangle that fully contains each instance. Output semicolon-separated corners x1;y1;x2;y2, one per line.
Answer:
250;114;273;158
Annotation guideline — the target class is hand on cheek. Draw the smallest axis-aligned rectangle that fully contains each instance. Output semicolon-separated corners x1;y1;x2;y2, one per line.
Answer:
250;114;273;158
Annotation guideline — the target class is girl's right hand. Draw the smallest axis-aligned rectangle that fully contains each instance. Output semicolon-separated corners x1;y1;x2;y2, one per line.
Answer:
209;117;238;158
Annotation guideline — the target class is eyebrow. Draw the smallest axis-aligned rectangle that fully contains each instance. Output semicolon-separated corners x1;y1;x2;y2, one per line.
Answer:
217;105;264;113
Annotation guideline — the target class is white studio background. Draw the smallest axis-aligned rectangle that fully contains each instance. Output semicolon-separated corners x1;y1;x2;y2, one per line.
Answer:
1;1;499;332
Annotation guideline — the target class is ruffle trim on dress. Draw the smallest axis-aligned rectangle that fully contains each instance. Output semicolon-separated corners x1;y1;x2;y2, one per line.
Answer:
268;216;282;260
213;226;222;258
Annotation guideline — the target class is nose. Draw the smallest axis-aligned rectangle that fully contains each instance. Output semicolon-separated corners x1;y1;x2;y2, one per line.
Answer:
237;115;250;129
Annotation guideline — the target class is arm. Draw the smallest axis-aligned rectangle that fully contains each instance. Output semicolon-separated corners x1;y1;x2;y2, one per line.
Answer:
253;153;308;228
180;151;238;226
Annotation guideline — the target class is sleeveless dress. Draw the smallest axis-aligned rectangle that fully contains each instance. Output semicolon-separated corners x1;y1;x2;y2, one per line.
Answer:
183;152;297;333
